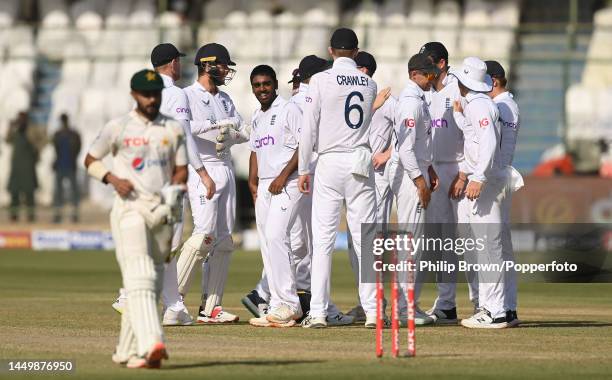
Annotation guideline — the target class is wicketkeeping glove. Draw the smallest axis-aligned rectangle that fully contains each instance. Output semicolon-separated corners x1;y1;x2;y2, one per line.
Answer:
216;124;251;158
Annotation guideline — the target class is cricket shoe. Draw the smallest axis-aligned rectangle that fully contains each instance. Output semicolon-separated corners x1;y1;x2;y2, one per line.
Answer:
506;310;521;327
461;309;508;329
266;304;302;325
241;290;269;318
296;290;311;322
112;295;126;315
126;342;168;369
414;306;436;325
197;306;239;323
345;305;367;322
364;314;391;329
111;352;130;366
250;315;295;328
327;312;355;326
162;308;194;326
427;307;458;325
300;313;327;329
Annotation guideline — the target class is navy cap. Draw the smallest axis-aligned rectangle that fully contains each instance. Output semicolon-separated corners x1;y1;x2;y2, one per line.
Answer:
355;51;377;76
330;27;358;50
194;43;236;66
485;60;506;78
419;42;449;63
408;53;439;75
288;68;300;83
151;43;185;67
298;55;328;82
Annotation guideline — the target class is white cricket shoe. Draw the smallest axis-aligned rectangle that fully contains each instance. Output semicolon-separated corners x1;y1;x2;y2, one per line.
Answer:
327;312;355;326
345;305;367;322
365;314;391;329
250;315;295;328
300;313;327;329
461;309;509;329
112;296;126;315
197;306;239;323
266;304;302;325
126;342;168;369
111;352;130;365
162;308;194;326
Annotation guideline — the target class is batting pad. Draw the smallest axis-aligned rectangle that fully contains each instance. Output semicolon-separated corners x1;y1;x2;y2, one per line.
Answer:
203;236;233;315
115;306;137;361
176;233;213;295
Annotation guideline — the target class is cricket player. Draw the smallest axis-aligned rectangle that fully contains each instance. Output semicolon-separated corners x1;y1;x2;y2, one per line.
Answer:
449;57;508;329
386;53;439;326
298;28;379;329
243;56;355;327
85;69;187;368
245;65;304;327
111;44;217;326
486;60;522;327
419;42;466;324
346;51;396;322
175;43;249;323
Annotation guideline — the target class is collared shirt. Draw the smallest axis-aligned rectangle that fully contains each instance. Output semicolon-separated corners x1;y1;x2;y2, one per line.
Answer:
250;96;301;179
453;91;503;183
298;57;378;175
392;79;433;180
184;81;244;164
369;95;397;173
88;110;187;199
493;91;520;167
159;73;192;122
426;74;464;163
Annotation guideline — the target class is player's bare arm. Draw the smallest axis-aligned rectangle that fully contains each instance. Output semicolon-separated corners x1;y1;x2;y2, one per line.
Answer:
449;171;468;199
372;145;392;170
413;174;432;209
465;180;483;200
372;87;391;111
248;151;258;204
172;165;188;185
195;167;216;199
298;174;311;194
269;150;298;195
84;153;134;198
428;165;439;190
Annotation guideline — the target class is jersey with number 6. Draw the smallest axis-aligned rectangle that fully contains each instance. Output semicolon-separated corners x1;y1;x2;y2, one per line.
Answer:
298;57;377;175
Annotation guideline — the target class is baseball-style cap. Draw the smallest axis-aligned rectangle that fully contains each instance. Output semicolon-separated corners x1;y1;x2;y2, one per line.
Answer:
419;42;449;63
150;43;185;67
287;68;300;83
130;69;164;91
408;53;439;75
297;55;329;82
355;51;377;75
485;60;506;78
194;43;236;66
330;27;358;50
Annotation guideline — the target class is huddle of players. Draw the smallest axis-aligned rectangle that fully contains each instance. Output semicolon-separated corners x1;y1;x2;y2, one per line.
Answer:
91;26;521;368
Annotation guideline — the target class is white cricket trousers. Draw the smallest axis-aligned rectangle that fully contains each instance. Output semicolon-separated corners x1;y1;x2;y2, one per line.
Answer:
387;159;428;310
110;197;172;358
501;182;517;311
255;177;302;312
309;152;377;318
457;179;507;318
347;167;393;302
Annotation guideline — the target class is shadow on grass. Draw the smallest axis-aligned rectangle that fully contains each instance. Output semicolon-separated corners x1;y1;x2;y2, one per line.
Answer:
520;321;612;328
164;359;324;370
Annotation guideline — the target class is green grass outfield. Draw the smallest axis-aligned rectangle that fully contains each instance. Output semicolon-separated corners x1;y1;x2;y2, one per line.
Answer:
1;250;612;380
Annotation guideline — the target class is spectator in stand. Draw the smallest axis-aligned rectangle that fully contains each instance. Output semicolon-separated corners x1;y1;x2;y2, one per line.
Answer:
6;112;39;222
52;114;82;223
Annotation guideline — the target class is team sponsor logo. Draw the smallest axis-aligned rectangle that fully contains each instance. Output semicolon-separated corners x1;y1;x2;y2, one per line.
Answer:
404;118;416;128
132;157;168;171
254;135;275;148
124;137;149;147
431;118;448;128
202;99;210;105
479;118;490;128
500;119;519;129
132;157;145;171
175;107;190;114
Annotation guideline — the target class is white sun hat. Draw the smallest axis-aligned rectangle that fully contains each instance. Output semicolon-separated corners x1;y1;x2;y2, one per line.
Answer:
449;56;493;92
